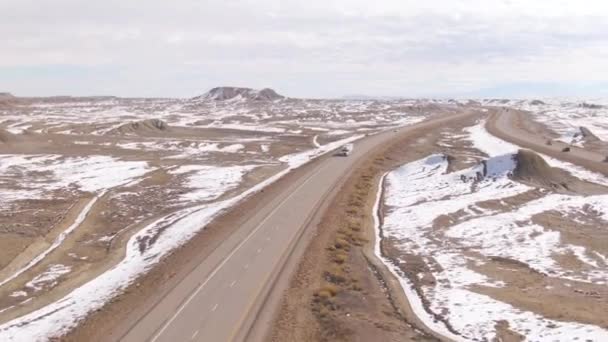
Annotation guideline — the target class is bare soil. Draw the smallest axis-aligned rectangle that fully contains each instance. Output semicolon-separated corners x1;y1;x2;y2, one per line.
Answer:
60;149;332;341
272;107;608;341
270;110;482;341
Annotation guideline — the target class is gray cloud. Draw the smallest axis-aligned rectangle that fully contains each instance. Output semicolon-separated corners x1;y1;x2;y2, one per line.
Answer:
1;0;608;97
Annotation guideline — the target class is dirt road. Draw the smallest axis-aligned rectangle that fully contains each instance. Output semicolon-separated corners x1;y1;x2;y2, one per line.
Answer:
113;112;475;342
487;108;608;176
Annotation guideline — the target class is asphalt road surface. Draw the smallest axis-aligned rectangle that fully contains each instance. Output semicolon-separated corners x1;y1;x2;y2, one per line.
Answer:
119;112;471;342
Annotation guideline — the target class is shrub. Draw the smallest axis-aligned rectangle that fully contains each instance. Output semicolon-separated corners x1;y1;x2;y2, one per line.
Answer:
316;284;339;298
334;238;349;249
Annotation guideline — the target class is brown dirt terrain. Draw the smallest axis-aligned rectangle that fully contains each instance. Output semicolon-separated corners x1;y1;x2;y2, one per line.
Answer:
270;110;482;342
487;109;608;176
501;105;608;155
512;149;608;195
59;149;342;341
0;129;19;144
1;94;440;338
273;108;608;341
7;96;606;340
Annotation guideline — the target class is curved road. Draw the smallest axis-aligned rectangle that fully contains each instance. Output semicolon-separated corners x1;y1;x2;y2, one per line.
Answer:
488;108;608;176
119;111;475;342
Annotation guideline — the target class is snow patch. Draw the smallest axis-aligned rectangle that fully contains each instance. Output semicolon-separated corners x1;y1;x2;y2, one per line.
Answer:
25;265;72;292
0;135;364;340
374;126;608;340
169;165;256;202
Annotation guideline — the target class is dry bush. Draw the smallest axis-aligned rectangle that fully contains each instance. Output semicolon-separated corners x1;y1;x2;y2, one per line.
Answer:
334;238;349;249
333;252;348;264
315;283;339;298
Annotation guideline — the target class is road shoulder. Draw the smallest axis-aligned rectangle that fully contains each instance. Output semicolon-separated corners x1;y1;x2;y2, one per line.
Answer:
61;152;330;341
270;111;480;342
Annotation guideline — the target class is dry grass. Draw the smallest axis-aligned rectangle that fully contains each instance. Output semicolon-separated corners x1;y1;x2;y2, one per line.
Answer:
306;132;424;341
272;111;483;342
315;284;339;298
310;164;382;331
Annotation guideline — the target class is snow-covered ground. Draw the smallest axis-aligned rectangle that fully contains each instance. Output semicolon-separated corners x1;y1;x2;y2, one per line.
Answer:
467;121;608;187
168;164;257;202
0;135;364;340
376;122;608;340
25;265;71;292
0;96;430;137
0;91;436;340
0;154;152;206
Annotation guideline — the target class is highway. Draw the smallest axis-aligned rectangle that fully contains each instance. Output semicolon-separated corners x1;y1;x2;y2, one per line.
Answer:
119;112;470;342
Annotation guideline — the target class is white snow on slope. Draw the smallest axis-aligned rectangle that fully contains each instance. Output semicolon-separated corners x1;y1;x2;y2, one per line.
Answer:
372;172;464;342
379;154;608;340
0;154;152;197
26;265;72;292
496;99;608;142
116;141;245;156
0;196;100;288
375;122;608;340
468;121;608;187
0;135;363;341
168;164;257;202
0;156;151;292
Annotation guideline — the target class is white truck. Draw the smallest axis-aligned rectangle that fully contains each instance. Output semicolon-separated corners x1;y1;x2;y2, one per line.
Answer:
339;143;354;156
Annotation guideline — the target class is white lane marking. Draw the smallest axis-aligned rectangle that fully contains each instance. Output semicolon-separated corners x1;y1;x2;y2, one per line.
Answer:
229;280;237;288
149;163;329;342
191;330;199;339
211;304;218;312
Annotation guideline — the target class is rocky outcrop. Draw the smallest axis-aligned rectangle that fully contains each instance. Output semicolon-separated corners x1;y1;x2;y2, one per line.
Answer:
578;126;601;142
513;149;607;194
513;150;554;181
106;119;169;135
194;87;285;102
579;102;604;109
529;100;546;106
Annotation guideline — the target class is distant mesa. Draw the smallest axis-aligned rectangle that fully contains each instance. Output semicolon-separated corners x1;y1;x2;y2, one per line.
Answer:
0;92;18;107
487;99;511;104
106;119;169;135
529;99;546;106
194;87;285;102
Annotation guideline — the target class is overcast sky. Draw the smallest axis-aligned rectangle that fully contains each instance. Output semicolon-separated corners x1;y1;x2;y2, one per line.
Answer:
2;0;608;98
